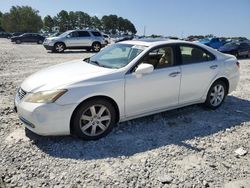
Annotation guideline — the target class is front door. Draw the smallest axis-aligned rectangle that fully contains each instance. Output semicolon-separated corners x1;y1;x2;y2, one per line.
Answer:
125;45;181;117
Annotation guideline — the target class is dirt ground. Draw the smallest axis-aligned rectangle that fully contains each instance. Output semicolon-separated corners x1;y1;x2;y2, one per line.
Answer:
0;38;249;188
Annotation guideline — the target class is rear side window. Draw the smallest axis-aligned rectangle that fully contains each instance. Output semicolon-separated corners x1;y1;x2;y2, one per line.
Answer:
78;31;91;37
180;45;215;64
91;31;102;37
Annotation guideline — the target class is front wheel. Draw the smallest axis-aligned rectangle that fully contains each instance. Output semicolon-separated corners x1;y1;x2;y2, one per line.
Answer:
204;81;227;109
71;99;116;140
54;42;65;53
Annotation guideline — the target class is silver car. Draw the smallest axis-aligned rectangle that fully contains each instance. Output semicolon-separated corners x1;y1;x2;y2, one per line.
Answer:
43;30;106;53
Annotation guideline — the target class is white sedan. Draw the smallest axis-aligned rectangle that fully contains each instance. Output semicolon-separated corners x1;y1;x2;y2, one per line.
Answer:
14;39;240;140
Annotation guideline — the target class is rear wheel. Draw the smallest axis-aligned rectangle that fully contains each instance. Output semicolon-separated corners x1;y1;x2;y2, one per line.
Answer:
54;42;65;53
71;99;116;140
37;40;43;44
92;42;101;52
204;81;227;109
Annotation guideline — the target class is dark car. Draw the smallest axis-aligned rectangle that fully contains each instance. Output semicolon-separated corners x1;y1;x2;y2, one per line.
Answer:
11;33;45;44
218;42;250;58
11;32;24;37
0;32;12;38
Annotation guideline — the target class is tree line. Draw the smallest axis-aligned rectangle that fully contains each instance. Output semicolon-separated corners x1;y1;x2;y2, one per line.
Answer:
0;6;137;35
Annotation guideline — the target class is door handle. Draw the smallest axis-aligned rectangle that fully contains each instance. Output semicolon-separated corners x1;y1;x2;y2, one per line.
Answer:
169;72;180;77
210;65;218;69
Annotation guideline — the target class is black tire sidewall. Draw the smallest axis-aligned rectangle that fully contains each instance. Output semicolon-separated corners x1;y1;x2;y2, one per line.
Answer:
205;81;227;110
72;99;116;140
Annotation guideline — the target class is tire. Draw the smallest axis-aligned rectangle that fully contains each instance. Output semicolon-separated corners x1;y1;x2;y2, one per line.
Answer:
86;47;91;52
248;51;250;58
16;40;21;44
37;40;43;44
204;80;227;110
54;42;65;53
71;99;116;140
92;42;101;52
234;51;239;58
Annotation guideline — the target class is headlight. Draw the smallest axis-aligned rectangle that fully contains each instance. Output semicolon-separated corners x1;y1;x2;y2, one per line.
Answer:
24;89;67;103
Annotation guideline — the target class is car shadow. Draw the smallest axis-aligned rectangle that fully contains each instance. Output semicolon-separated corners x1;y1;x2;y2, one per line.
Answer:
47;50;96;54
25;96;250;160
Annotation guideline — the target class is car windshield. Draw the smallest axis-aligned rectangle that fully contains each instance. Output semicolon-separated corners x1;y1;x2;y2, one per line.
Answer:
88;43;146;69
58;31;72;38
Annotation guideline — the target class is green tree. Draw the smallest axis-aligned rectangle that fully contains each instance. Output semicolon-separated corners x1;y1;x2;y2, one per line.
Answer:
43;15;54;32
1;6;43;32
91;16;102;30
102;15;137;35
54;10;70;31
0;11;3;31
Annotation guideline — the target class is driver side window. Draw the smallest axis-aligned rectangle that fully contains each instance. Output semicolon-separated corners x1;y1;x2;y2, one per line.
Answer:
140;46;174;69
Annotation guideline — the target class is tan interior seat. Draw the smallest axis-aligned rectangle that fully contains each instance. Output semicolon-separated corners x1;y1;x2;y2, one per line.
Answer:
158;47;173;68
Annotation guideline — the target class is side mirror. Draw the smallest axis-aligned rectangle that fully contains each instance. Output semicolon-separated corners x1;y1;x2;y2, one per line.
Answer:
66;34;71;38
135;63;154;75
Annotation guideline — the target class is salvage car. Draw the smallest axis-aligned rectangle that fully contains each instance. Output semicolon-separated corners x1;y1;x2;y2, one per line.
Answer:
14;39;240;140
11;33;45;44
218;42;250;58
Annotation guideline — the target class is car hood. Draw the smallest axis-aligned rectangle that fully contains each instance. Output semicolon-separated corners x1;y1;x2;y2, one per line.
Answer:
21;59;115;92
46;36;60;40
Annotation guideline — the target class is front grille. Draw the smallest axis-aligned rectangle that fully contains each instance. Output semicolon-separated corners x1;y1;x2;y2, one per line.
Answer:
17;88;27;100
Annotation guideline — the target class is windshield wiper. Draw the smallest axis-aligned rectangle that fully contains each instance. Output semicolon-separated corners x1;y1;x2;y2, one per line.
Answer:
89;60;114;69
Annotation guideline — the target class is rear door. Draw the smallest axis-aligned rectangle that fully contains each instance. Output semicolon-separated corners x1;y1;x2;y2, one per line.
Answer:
77;31;92;47
177;44;220;104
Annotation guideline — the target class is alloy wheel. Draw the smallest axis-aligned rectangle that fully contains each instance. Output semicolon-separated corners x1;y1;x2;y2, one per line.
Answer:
209;84;225;107
55;43;64;52
79;105;111;136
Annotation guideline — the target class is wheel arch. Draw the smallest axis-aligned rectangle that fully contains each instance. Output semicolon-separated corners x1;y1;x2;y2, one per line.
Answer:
213;77;229;94
70;95;120;134
92;41;101;46
54;41;66;48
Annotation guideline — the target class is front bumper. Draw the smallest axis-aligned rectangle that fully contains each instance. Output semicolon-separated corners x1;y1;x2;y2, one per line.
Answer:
43;44;54;51
14;92;77;136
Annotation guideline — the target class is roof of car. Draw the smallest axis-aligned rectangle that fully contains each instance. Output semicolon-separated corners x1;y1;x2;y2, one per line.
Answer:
119;38;194;47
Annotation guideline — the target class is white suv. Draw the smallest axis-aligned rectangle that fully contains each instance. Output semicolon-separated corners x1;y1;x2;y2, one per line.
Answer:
43;30;106;53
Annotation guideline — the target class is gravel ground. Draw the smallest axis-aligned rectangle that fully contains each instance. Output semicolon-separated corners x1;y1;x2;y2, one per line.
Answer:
0;38;249;188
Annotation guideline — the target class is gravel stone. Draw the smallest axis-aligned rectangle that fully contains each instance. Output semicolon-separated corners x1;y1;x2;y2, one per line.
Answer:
0;39;249;187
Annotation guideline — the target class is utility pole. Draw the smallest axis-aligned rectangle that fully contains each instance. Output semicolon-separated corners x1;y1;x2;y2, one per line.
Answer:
143;26;146;37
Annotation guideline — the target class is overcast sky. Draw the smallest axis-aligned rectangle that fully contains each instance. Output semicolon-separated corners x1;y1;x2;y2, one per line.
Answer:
0;0;250;38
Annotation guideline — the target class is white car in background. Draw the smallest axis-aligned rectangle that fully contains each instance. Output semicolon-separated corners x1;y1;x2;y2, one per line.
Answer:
14;39;240;140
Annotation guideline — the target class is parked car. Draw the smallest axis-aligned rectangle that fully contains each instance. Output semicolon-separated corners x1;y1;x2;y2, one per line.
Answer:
11;32;24;37
115;35;134;43
14;39;240;140
43;30;106;53
11;33;45;44
200;38;226;49
0;32;12;38
102;34;111;44
218;42;250;58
